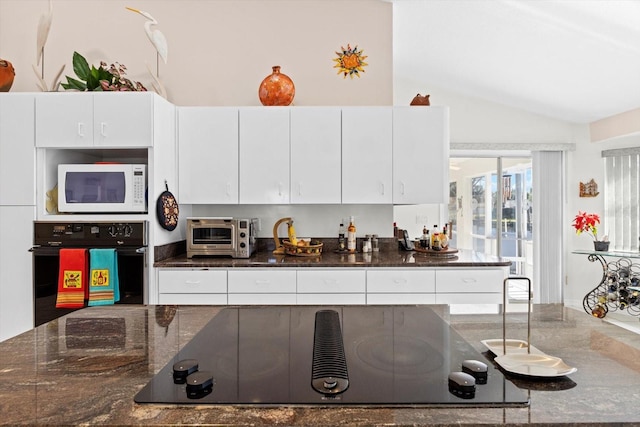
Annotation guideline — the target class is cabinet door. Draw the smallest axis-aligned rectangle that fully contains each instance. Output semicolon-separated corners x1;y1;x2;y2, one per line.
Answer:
342;107;392;203
393;106;449;204
178;107;239;204
366;269;436;293
290;107;341;204
0;206;34;341
228;269;297;293
158;269;227;305
35;93;93;147
239;107;290;204
0;94;35;205
296;270;366;293
93;92;153;147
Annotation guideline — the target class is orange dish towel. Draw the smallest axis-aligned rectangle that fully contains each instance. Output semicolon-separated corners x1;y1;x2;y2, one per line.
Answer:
88;248;120;306
56;248;88;308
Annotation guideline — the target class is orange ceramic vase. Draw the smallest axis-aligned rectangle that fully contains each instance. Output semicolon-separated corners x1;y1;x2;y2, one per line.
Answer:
0;59;15;92
259;66;295;106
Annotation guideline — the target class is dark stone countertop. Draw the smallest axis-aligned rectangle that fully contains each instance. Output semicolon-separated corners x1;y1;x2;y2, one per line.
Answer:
155;247;511;268
2;304;640;425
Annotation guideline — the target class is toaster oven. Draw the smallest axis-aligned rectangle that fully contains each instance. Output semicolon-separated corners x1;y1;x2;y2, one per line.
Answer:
187;218;258;258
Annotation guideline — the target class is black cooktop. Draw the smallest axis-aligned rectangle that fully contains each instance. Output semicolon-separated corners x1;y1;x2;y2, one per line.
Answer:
135;306;529;407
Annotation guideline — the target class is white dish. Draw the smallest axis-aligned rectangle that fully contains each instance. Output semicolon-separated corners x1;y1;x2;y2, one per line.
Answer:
494;353;577;377
481;339;544;355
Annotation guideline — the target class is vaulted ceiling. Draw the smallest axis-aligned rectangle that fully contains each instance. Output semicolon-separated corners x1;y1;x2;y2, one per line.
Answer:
391;0;640;124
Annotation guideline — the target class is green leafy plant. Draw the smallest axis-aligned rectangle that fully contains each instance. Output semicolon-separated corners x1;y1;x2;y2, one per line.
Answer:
61;51;146;92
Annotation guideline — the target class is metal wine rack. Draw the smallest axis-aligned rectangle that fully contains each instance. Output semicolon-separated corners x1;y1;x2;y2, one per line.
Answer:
581;253;640;318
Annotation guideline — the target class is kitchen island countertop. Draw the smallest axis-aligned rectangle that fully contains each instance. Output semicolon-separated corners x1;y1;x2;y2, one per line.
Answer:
2;304;640;426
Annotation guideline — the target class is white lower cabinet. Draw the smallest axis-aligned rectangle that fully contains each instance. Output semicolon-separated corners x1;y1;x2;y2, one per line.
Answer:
158;270;227;305
434;268;507;305
296;270;366;305
366;269;436;305
227;269;297;305
156;266;507;308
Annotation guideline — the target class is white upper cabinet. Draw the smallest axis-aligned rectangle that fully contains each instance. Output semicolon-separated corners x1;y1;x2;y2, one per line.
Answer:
178;107;239;204
290;107;341;204
341;107;393;204
0;94;35;206
35;92;153;148
239;107;290;204
393;106;449;204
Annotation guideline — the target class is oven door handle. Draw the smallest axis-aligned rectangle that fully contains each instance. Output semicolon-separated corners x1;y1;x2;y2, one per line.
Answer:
115;247;147;255
30;246;147;255
29;246;60;255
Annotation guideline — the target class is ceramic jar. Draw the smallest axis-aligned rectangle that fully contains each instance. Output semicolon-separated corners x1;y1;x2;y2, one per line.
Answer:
259;65;295;106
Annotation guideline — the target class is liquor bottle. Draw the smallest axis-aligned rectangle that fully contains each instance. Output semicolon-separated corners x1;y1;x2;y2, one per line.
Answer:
338;222;346;251
421;226;429;249
440;224;449;249
347;216;357;252
431;224;439;247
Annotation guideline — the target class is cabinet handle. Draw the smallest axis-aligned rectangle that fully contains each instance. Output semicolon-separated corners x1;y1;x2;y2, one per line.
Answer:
462;278;477;283
298;182;303;196
323;279;339;285
278;183;283;196
393;278;408;284
226;183;231;196
77;123;85;137
380;183;385;195
185;280;201;285
400;182;405;195
255;280;271;285
100;122;107;137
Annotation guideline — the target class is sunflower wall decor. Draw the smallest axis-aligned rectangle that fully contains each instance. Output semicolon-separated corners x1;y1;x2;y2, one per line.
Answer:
333;44;368;79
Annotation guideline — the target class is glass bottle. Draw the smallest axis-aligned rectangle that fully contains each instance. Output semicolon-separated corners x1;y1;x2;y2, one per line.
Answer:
371;234;379;252
440;224;449;249
431;224;439;247
338;222;346;251
421;226;429;249
347;216;357;252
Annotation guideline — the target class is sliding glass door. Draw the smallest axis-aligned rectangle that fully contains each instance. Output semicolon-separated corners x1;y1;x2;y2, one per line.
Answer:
449;157;533;277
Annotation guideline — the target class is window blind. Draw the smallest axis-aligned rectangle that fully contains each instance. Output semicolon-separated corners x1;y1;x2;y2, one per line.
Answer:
603;148;640;251
533;151;564;304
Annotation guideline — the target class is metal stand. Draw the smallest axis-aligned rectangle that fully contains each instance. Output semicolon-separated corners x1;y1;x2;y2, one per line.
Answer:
581;253;640;318
503;276;532;355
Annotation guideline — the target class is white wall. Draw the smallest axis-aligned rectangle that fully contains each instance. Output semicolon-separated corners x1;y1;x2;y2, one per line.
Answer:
565;133;640;307
0;0;392;106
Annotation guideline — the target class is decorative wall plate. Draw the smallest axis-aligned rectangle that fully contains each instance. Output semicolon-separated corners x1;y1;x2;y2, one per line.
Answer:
333;44;368;79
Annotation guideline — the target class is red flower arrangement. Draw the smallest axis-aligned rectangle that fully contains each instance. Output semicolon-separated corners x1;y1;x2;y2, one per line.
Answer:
572;211;601;241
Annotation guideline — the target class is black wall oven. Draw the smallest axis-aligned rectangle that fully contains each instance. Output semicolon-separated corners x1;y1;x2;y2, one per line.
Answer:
31;221;147;327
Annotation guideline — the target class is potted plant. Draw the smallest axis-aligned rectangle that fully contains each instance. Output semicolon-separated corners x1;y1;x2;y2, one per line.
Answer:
61;51;146;92
572;211;609;251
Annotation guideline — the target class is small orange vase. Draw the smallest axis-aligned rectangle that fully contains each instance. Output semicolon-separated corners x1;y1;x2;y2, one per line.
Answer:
0;59;15;92
259;65;295;106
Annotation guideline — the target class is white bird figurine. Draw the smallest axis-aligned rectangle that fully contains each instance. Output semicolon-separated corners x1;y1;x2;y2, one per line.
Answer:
126;6;168;64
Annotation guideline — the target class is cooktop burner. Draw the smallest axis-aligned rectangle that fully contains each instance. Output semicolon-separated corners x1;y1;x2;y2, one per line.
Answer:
135;306;529;407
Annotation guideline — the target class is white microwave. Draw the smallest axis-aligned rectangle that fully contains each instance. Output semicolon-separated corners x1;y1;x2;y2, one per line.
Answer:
58;164;146;213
